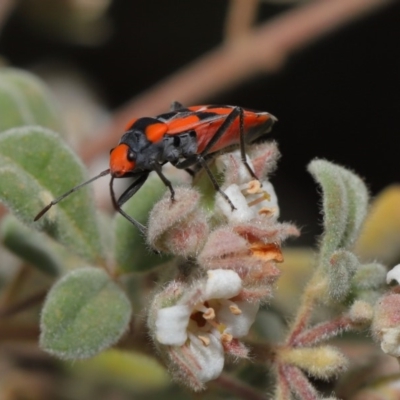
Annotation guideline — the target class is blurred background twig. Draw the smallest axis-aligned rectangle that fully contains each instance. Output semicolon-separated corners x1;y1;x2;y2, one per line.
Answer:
79;0;394;164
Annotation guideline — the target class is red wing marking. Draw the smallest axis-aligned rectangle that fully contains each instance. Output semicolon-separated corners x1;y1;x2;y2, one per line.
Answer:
166;113;227;134
145;122;168;143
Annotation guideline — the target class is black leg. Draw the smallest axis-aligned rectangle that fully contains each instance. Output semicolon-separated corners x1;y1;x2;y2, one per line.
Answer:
149;161;176;201
237;109;259;180
110;174;149;234
174;155;236;211
173;154;198;169
184;168;196;177
200;106;258;180
171;107;261;212
199;107;241;157
197;155;236;210
116;173;150;207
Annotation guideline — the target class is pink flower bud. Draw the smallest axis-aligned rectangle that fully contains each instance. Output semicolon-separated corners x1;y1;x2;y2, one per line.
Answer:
372;292;400;357
147;187;209;256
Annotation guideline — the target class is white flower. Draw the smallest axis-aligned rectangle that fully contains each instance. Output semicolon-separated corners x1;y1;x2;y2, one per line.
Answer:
379;327;400;357
154;269;259;385
214;149;279;223
386;264;400;284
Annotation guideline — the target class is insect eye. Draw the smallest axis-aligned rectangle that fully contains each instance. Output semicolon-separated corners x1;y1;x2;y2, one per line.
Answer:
127;150;136;162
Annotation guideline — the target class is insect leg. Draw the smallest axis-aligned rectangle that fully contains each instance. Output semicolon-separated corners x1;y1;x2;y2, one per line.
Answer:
198;107;241;156
238;108;259;181
149;161;176;201
200;107;258;180
110;174;149;234
184;168;196;177
174;155;236;211
196;155;236;210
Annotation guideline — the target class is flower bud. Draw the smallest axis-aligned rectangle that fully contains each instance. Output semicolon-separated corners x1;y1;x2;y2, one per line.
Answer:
372;293;400;357
348;300;374;325
279;346;348;380
147;187;209;256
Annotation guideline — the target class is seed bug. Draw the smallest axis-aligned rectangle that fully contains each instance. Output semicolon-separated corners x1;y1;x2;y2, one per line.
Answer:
34;102;276;234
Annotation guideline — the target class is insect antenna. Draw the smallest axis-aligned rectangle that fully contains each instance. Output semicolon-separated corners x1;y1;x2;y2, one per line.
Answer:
34;169;111;221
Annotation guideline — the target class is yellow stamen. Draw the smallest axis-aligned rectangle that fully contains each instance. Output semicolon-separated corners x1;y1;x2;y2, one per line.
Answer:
198;335;210;346
206;319;228;335
248;192;270;207
194;304;208;313
258;207;277;216
221;333;233;343
247;180;261;194
229;304;242;315
207;319;221;329
203;307;215;320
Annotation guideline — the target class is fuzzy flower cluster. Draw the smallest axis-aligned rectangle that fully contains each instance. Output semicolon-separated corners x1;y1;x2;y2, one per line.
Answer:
146;143;299;391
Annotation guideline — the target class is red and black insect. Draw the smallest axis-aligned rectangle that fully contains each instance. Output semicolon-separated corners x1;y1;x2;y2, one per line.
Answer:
35;102;276;233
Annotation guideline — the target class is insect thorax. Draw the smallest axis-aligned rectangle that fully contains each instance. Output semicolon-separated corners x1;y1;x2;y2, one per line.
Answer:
119;129;198;171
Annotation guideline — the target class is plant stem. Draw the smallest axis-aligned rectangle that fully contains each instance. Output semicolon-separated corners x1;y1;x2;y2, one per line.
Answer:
292;315;353;348
286;273;327;345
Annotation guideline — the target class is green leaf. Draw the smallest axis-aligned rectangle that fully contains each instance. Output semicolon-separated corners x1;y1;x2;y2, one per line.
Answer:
114;173;172;274
0;214;88;276
353;262;387;290
308;159;369;261
1;214;64;276
0;126;104;263
0;67;63;133
70;349;170;392
338;167;369;249
308;159;348;259
326;249;359;302
40;267;131;360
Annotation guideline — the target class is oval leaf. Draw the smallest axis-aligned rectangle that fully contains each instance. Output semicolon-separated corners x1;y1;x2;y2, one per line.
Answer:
0;67;62;133
1;214;64;276
336;166;369;249
0;214;88;276
40;267;132;360
353;262;387;291
0;126;104;262
326;249;359;302
70;349;169;392
308;159;348;260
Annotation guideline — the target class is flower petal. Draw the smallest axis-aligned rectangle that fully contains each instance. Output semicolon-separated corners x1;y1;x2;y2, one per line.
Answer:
387;264;400;285
188;333;224;383
216;184;254;222
218;301;259;338
156;305;191;346
380;328;400;357
216;149;253;182
204;269;242;300
254;180;279;219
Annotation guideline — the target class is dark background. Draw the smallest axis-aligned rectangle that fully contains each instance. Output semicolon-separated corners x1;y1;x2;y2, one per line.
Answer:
1;1;399;245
